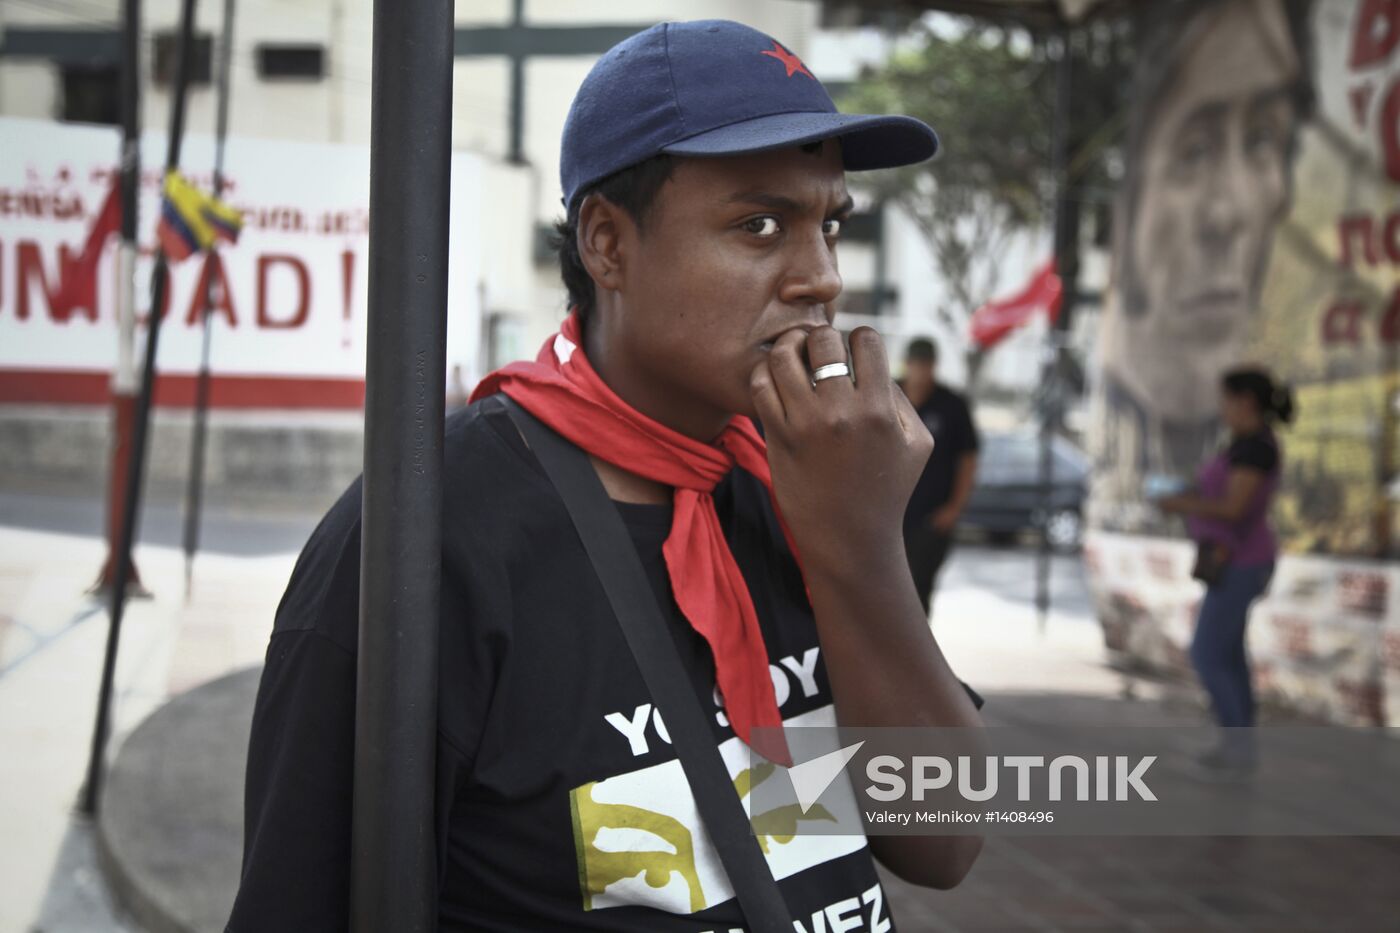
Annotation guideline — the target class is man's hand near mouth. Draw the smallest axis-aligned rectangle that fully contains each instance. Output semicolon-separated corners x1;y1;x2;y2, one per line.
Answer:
751;322;986;889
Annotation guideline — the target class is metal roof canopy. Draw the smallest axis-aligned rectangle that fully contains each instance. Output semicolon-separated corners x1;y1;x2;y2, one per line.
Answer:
836;0;1122;29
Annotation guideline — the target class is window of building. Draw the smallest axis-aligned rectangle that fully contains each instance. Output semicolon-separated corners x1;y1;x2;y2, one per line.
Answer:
61;65;121;125
836;288;898;317
485;312;528;372
152;32;213;87
839;211;882;244
256;44;326;80
819;2;915;30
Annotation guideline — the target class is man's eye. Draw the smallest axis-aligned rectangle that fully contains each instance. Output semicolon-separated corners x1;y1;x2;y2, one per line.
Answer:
744;216;781;237
823;218;843;237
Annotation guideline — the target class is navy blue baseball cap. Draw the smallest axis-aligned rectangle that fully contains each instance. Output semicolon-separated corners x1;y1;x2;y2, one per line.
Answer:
560;20;938;210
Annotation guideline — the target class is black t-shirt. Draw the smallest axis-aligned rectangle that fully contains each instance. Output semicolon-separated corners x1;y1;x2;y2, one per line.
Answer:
229;395;981;932
1226;432;1279;474
904;385;980;526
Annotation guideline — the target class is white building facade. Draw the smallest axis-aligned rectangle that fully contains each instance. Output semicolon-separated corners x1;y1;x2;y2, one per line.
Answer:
1;0;1094;398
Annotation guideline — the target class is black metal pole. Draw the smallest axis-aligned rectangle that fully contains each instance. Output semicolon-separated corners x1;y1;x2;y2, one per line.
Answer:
117;0;140;266
507;0;525;163
1036;27;1074;632
351;0;453;927
92;0;145;596
871;198;888;318
183;0;236;599
81;0;200;817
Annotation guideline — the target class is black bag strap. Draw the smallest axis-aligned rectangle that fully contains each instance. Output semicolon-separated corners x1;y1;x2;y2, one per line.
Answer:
502;397;793;932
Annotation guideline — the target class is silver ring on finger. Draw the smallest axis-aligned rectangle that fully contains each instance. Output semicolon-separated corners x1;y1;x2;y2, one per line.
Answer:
811;362;851;386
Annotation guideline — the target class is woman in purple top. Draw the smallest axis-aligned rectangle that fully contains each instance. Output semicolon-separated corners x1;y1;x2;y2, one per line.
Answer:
1157;367;1295;772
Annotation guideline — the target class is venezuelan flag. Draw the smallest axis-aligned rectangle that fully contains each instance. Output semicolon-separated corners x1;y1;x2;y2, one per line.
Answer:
157;170;243;262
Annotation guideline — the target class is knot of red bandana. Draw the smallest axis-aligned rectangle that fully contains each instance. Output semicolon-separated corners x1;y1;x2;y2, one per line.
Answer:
471;311;795;765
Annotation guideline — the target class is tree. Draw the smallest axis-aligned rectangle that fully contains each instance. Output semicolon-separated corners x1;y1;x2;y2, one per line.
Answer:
842;17;1132;391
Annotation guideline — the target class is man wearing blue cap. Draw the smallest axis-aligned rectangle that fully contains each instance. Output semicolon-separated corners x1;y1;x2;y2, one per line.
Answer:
231;20;983;931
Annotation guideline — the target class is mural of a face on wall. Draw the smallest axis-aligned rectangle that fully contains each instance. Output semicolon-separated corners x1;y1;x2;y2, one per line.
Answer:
1098;0;1310;484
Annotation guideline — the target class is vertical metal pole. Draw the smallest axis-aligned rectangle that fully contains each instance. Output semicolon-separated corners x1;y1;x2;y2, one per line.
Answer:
871;198;889;319
329;0;345;142
116;0;142;404
81;0;199;817
1036;27;1074;633
94;0;145;596
352;0;453;927
508;0;526;164
183;0;236;599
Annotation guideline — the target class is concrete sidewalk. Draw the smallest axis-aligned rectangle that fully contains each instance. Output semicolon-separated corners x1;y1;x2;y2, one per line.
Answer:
0;523;294;933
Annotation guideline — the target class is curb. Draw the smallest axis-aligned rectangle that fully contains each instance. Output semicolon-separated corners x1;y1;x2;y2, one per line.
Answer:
96;667;261;933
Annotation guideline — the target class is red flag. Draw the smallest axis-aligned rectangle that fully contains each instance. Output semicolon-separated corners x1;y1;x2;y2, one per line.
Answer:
969;258;1063;349
54;180;122;317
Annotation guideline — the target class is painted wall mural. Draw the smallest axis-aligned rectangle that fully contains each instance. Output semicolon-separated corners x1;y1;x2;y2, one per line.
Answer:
1086;0;1400;725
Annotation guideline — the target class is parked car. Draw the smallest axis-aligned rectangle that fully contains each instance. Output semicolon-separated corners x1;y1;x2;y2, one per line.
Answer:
961;432;1088;551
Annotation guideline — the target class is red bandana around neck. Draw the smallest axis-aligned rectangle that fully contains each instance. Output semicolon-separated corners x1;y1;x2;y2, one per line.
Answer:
471;311;795;765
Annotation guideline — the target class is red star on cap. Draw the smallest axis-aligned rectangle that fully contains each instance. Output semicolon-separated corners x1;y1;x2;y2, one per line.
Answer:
761;40;813;80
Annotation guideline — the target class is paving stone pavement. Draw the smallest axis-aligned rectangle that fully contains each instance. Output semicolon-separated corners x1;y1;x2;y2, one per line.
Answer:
878;686;1400;933
882;834;1400;932
2;511;1397;932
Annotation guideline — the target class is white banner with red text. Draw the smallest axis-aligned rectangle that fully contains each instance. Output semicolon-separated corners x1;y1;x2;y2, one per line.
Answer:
0;117;483;409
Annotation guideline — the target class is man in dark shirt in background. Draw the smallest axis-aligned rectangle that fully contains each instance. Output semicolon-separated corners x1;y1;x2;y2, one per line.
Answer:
900;338;980;615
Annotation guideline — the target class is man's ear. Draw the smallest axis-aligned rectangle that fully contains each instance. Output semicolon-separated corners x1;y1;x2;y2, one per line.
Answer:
577;194;630;297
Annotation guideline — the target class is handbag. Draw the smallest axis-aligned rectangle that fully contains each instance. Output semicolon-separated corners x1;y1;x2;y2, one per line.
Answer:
502;398;794;933
1190;540;1232;586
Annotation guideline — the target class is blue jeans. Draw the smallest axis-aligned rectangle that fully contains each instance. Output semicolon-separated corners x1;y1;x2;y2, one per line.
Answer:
1189;562;1273;729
